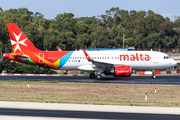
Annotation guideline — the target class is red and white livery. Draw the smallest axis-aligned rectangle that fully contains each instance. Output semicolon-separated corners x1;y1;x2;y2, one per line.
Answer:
3;23;177;79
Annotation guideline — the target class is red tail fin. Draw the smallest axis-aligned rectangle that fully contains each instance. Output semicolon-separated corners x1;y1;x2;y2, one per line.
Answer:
6;23;40;53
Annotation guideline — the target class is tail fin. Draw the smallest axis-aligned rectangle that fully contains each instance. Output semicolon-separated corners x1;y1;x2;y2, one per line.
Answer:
6;23;40;53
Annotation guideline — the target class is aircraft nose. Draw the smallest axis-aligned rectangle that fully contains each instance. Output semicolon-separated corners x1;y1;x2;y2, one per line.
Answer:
172;59;177;67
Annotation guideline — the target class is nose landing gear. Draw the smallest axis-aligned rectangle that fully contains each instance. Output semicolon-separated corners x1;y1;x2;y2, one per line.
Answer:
152;70;156;79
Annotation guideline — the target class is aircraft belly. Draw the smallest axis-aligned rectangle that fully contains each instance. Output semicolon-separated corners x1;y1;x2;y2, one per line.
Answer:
130;61;154;70
59;61;91;70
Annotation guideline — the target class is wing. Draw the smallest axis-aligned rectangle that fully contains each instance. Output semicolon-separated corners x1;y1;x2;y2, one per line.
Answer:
82;49;127;69
56;46;62;51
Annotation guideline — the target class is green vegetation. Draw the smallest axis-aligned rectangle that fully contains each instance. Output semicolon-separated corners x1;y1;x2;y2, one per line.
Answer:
0;82;179;107
0;7;180;73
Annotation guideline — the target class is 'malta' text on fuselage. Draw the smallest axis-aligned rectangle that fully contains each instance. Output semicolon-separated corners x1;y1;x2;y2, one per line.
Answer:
120;53;150;61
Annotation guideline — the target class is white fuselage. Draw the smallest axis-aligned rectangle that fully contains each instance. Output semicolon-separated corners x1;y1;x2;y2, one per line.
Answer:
60;50;177;71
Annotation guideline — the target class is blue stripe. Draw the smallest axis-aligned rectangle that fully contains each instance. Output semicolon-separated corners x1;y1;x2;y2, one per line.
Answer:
58;52;73;69
82;48;135;51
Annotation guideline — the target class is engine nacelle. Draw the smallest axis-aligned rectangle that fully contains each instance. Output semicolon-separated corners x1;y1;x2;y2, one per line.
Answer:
105;65;131;77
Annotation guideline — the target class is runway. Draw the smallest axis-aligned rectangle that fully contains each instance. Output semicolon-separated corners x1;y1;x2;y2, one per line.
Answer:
0;101;180;120
0;75;180;85
0;76;180;119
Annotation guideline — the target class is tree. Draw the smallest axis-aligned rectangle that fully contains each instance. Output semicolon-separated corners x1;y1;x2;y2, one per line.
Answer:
74;21;88;36
0;7;3;12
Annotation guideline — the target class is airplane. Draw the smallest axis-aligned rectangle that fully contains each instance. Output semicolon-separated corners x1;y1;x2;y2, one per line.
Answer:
3;23;177;79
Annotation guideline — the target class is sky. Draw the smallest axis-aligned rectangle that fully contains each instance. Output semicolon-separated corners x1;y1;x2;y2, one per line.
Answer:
1;0;180;21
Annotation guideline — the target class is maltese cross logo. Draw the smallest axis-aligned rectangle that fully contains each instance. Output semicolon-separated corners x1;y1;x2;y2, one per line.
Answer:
11;32;27;52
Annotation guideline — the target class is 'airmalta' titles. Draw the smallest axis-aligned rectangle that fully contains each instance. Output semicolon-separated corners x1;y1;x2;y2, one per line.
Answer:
120;53;150;61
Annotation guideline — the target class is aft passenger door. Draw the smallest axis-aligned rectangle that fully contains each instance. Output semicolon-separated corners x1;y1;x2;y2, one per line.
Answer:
39;53;44;63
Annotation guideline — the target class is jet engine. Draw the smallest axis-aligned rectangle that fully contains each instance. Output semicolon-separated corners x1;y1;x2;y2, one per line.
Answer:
104;65;131;77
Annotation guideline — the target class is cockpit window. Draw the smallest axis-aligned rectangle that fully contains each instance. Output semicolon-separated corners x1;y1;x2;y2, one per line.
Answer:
164;56;170;59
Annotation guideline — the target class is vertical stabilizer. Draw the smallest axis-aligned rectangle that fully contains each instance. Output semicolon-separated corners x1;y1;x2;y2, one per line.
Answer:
6;23;40;53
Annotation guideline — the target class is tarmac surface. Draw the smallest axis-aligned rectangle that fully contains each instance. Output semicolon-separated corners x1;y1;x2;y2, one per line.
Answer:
0;101;180;120
0;75;180;85
0;75;180;119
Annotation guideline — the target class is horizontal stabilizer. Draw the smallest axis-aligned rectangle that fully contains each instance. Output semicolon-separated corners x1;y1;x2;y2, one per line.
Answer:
11;54;29;61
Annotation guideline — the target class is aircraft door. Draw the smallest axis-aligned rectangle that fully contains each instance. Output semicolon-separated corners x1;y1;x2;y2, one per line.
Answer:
39;53;44;63
153;55;159;64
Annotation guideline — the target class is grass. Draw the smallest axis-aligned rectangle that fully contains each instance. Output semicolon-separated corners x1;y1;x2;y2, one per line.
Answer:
0;81;180;107
0;80;65;83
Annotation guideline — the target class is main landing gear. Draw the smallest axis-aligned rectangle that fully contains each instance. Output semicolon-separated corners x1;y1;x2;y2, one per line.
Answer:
89;72;102;80
96;74;102;80
89;72;95;79
152;70;156;79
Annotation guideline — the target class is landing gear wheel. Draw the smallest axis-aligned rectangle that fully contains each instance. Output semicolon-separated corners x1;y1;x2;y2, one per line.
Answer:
96;74;102;80
89;73;95;79
152;75;156;79
151;70;156;79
